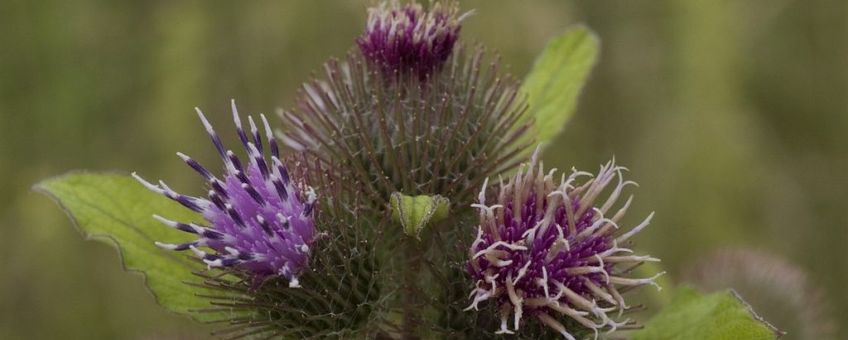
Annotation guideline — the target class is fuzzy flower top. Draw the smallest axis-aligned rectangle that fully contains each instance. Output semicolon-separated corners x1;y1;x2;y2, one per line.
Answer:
357;0;467;80
134;101;316;287
466;152;663;339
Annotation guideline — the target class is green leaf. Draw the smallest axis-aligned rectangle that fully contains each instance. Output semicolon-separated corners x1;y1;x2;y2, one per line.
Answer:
35;172;218;321
390;192;450;239
633;287;783;340
522;25;599;145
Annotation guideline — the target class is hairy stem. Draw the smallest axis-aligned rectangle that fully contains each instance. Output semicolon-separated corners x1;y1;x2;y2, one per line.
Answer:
401;238;425;339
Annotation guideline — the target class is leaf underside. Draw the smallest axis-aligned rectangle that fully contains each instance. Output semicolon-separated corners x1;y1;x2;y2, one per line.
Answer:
36;172;222;321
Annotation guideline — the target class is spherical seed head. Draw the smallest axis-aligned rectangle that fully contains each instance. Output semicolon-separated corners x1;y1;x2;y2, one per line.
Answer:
357;0;465;80
134;101;316;287
466;152;662;338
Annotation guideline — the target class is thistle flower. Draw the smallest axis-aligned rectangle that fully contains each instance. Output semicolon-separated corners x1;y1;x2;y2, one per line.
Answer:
466;152;664;339
283;1;529;214
195;164;387;339
133;100;316;287
357;0;467;80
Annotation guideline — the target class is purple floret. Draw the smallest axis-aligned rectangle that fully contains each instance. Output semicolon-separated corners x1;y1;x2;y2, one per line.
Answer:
134;100;316;287
357;1;465;80
466;151;663;339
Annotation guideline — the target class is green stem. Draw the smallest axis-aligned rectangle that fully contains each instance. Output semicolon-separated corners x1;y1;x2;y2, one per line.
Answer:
401;238;424;339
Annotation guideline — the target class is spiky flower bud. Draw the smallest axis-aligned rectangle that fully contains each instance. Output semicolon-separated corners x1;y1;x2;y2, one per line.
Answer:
134;100;316;287
195;173;386;339
357;0;466;80
466;152;663;339
282;48;530;210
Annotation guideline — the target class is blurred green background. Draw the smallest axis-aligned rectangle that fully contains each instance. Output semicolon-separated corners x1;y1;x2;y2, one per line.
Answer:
2;0;846;339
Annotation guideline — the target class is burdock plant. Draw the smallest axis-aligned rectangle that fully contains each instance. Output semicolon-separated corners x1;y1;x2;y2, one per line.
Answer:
133;105;318;287
37;1;784;339
465;152;663;339
127;105;386;338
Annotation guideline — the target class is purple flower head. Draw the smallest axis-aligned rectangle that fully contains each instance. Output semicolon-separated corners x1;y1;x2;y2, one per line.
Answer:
466;151;663;338
357;0;467;80
134;100;316;288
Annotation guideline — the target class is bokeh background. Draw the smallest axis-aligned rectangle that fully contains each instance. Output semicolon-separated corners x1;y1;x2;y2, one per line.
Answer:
2;0;845;339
